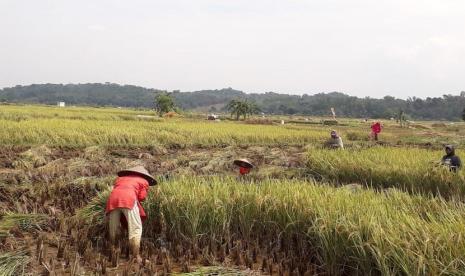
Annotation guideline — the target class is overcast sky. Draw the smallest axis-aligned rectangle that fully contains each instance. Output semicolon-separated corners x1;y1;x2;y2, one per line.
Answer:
1;0;464;98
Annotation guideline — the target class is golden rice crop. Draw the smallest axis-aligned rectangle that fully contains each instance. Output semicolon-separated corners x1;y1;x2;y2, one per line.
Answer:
307;147;465;200
79;176;465;275
0;118;327;147
2;104;465;148
0;251;29;276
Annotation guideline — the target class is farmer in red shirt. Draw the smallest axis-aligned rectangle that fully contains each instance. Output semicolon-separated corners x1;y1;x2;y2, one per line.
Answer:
105;166;157;263
371;121;382;141
234;159;254;176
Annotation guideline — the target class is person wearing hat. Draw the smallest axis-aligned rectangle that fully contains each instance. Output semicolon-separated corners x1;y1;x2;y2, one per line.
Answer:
233;159;254;176
105;166;157;263
325;130;344;149
441;145;462;172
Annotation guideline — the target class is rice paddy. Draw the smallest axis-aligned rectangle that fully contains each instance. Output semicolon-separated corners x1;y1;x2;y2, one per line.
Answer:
1;103;465;275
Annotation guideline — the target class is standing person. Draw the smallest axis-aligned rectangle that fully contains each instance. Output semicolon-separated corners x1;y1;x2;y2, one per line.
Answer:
105;166;157;263
371;121;382;141
233;159;254;176
441;145;462;172
325;130;344;149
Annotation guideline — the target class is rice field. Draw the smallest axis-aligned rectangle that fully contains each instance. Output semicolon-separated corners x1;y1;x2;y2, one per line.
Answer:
307;147;465;199
1;103;465;275
1;104;465;147
0;105;329;147
79;177;465;275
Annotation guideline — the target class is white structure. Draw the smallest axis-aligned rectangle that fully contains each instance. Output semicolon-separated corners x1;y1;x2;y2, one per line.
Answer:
207;114;218;120
57;102;65;107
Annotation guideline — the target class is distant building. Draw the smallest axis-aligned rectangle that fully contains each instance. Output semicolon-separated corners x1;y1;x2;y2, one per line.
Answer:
57;102;65;107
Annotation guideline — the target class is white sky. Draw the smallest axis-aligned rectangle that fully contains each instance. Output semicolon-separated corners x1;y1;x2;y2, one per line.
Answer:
1;0;464;98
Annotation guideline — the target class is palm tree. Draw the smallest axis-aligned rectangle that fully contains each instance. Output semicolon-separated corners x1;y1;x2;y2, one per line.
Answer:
226;100;259;120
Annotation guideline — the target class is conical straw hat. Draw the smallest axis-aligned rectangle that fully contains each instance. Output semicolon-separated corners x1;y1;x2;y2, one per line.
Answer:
233;159;254;168
117;166;157;186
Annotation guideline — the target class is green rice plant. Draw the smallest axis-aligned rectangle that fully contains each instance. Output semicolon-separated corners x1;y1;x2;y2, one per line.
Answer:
0;251;29;276
0;213;48;237
77;188;111;226
79;176;465;275
307;147;465;200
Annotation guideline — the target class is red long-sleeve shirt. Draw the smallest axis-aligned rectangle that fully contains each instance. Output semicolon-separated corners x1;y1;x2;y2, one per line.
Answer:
105;176;149;220
371;122;381;134
239;167;250;175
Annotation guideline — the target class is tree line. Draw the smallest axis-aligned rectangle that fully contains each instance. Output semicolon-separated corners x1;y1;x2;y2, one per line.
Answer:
1;83;465;120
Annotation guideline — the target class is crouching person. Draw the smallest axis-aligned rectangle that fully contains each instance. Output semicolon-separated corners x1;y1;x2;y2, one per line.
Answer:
441;145;462;172
233;159;254;177
105;166;157;263
325;130;344;149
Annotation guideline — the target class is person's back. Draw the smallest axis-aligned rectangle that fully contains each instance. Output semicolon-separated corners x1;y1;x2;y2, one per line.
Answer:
106;176;149;217
371;122;381;141
327;136;343;149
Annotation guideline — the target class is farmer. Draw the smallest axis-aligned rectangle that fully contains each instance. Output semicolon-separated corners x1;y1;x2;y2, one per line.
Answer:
325;130;344;149
233;159;254;176
441;145;462;172
105;166;157;263
371;121;382;141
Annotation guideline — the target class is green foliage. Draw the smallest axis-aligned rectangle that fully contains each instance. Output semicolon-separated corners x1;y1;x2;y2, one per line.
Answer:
2;84;465;120
0;213;48;237
462;107;465;121
0;251;29;276
226;99;259;120
154;93;175;117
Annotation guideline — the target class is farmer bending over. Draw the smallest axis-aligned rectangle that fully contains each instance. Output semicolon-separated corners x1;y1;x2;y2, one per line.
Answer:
105;166;157;263
441;145;462;172
234;159;254;176
325;130;344;149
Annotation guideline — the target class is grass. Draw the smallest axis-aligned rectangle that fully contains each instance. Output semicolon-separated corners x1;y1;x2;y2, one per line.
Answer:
79;176;465;275
0;118;327;147
2;104;465;148
0;213;48;238
306;147;465;200
0;251;29;276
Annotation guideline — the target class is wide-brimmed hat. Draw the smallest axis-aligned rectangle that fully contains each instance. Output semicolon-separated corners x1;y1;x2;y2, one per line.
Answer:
233;159;254;169
117;166;157;186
